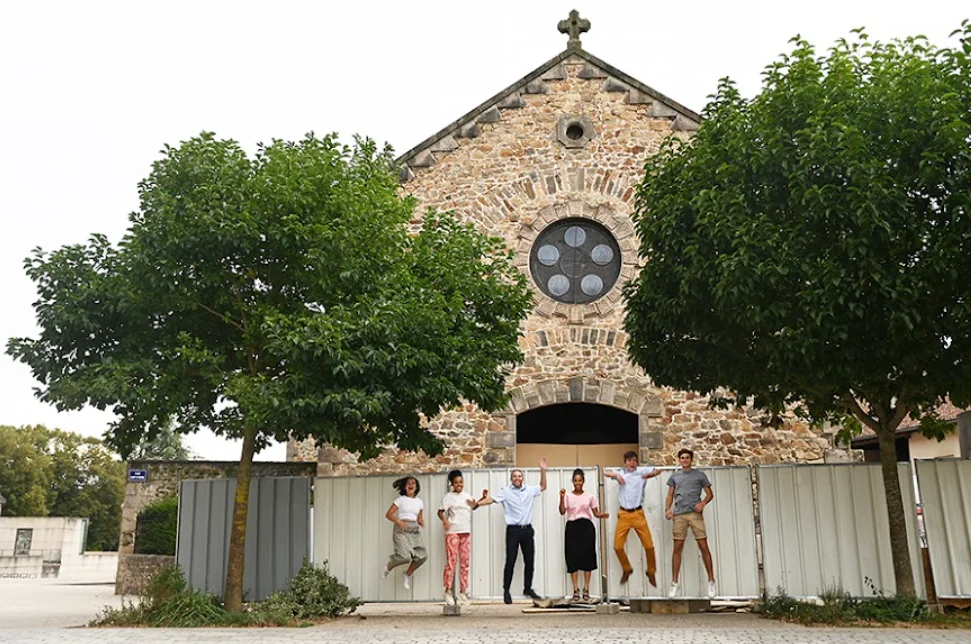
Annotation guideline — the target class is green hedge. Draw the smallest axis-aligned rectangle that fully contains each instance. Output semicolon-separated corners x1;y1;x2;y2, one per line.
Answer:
134;497;178;556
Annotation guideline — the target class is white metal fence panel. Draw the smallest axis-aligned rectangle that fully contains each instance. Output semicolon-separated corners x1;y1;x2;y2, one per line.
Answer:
603;466;759;599
758;463;925;599
915;458;971;598
313;468;603;602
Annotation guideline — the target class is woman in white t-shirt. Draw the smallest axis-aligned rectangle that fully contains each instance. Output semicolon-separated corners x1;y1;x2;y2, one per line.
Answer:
381;476;427;590
437;469;478;606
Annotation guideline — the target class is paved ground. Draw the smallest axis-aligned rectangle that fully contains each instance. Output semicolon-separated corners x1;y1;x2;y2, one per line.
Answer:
1;581;968;644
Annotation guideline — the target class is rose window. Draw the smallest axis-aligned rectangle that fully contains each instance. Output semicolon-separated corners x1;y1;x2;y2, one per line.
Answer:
529;218;621;304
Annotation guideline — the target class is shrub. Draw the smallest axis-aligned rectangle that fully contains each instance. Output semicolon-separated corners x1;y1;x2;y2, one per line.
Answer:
92;561;361;628
134;497;178;556
761;582;930;626
257;559;362;621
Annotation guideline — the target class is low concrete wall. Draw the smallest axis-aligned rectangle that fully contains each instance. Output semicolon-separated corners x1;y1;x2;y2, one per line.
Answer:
0;555;42;579
115;554;175;596
61;553;118;583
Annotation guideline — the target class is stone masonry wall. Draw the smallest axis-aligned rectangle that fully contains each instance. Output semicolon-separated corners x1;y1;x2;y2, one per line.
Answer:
290;55;855;474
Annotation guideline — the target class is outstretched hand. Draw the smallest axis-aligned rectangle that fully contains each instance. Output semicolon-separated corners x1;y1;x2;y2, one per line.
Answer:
480;489;489;500
559;488;566;496
539;457;548;470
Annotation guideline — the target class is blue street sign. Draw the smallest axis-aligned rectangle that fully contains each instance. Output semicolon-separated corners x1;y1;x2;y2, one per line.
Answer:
128;469;148;482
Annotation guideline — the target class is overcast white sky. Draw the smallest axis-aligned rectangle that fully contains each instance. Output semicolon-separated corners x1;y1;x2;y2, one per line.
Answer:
1;1;968;462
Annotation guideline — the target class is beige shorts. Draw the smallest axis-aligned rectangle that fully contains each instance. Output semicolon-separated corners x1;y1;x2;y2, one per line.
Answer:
672;512;707;540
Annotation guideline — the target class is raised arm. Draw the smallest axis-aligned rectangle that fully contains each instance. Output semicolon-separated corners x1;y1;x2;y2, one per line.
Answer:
476;489;496;506
642;468;662;479
558;489;567;515
539;458;548;491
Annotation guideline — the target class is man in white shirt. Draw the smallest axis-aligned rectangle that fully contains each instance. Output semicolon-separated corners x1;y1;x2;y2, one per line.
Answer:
477;458;548;604
604;450;662;586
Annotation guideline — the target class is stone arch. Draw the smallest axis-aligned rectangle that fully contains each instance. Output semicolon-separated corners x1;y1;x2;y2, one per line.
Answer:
494;375;666;465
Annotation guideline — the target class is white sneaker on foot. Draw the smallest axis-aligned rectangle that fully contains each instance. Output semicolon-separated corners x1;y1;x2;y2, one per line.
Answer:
381;566;390;580
444;589;455;605
707;582;717;599
403;574;412;590
457;592;470;606
668;581;680;598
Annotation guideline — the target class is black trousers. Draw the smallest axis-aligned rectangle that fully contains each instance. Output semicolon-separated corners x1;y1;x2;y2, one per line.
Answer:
504;524;535;592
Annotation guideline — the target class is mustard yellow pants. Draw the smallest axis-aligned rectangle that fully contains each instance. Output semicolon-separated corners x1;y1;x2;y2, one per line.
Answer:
613;508;656;575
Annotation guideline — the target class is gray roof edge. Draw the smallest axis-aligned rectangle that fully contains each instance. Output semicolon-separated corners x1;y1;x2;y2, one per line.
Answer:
573;49;703;123
395;47;702;168
395;49;575;167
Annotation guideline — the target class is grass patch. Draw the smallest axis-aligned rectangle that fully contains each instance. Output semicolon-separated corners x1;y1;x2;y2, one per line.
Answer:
760;581;971;628
93;560;361;627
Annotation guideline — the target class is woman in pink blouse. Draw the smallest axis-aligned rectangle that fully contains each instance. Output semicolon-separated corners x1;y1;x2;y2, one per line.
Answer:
558;468;610;602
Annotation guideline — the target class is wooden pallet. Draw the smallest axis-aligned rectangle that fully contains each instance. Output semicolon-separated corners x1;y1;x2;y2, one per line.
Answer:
628;598;711;614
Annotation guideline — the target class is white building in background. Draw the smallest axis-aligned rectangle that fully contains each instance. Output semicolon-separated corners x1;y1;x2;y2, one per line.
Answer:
0;517;117;582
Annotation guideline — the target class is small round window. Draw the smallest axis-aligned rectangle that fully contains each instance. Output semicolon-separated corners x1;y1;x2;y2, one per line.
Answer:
529;218;622;304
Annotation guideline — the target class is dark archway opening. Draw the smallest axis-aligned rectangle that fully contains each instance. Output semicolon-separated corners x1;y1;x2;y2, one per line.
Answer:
516;402;638;444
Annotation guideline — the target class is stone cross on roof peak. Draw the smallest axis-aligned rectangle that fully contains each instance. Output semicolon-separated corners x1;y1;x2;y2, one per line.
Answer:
558;10;590;50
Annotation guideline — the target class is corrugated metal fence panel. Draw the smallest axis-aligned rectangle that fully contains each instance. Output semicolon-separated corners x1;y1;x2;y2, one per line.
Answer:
758;463;925;599
177;477;310;601
466;467;603;601
916;459;971;597
603;466;759;599
313;468;603;602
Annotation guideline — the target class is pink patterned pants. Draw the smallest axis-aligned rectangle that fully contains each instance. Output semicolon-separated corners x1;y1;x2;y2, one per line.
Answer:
444;532;471;593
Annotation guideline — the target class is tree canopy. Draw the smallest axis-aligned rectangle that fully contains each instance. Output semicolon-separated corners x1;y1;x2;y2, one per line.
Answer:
0;425;124;551
8;132;532;610
624;26;971;597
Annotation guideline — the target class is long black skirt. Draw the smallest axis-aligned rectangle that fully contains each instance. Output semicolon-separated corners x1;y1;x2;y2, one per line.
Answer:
564;518;598;573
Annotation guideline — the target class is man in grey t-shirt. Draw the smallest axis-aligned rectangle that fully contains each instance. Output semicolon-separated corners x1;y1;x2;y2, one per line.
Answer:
665;448;716;598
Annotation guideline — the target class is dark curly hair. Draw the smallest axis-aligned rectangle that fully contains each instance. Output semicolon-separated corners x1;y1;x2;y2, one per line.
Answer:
572;468;585;481
392;476;420;497
447;469;463;490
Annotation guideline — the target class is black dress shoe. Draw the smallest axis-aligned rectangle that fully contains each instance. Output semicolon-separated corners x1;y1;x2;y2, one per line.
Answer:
524;588;542;600
503;590;512;604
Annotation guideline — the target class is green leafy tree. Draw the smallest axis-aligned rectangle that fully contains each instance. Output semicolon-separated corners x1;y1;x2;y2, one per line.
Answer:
0;425;123;550
45;429;125;551
0;426;52;516
624;26;971;597
8;133;532;611
130;422;194;461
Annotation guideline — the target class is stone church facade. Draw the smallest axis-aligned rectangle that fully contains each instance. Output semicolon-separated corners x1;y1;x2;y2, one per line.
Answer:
290;15;852;474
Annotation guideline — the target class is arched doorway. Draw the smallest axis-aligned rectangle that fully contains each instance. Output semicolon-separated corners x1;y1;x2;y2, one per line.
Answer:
516;402;639;470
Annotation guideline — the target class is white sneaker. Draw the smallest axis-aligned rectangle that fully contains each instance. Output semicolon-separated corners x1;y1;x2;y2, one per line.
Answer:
707;582;717;599
403;574;412;590
381;566;390;580
444;589;455;605
668;581;680;598
457;592;470;606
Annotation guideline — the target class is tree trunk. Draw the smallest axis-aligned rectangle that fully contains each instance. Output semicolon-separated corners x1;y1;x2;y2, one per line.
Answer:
877;425;916;597
224;424;257;613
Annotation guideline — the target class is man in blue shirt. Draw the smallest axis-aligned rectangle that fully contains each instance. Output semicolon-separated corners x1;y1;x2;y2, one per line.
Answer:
478;458;548;604
605;450;662;586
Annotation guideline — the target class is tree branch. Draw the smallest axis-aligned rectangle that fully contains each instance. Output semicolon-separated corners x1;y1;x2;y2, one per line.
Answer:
839;393;881;433
194;301;245;333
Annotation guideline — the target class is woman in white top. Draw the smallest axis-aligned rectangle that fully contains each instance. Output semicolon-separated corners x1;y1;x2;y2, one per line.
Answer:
381;476;427;590
438;469;478;606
